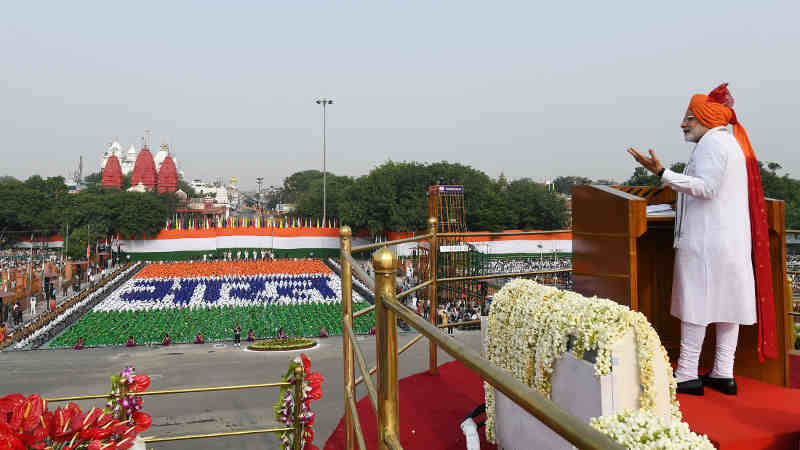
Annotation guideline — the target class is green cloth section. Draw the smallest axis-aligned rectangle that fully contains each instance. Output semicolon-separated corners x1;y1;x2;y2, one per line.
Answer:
126;248;340;262
49;303;374;348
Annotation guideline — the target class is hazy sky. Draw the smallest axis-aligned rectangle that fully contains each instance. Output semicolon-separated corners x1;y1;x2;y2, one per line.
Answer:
2;2;798;190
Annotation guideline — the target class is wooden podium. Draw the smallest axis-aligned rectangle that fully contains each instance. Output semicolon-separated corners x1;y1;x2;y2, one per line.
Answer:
571;185;791;387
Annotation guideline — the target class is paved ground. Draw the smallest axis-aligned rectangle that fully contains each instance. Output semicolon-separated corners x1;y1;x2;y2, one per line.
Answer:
1;328;484;449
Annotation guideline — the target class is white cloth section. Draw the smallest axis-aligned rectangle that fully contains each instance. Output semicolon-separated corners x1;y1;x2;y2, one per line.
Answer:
388;239;572;257
661;127;756;326
14;241;64;248
675;321;706;383
120;235;340;253
121;237;218;253
646;204;675;218
710;322;739;379
120;235;572;256
216;235;274;250
460;418;480;450
273;236;339;250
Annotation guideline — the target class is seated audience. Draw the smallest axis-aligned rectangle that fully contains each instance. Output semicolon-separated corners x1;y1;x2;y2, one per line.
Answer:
74;337;85;350
161;333;171;346
277;327;287;339
125;336;135;347
319;326;329;338
194;332;204;344
246;329;255;342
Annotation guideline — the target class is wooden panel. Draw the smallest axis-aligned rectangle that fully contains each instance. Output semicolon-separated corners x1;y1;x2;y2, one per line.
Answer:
613;186;677;206
636;221;680;353
573;236;634;277
572;185;646;310
573;187;789;387
572;186;646;236
701;199;789;386
573;275;632;308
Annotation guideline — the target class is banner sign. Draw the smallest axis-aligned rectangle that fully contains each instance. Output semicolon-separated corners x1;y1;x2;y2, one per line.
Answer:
436;185;464;193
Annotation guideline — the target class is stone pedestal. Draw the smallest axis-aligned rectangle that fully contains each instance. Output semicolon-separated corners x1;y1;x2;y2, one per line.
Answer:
484;319;671;450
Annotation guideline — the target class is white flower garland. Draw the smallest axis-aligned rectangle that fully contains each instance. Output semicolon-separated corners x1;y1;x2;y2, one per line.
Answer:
483;279;681;443
590;409;714;449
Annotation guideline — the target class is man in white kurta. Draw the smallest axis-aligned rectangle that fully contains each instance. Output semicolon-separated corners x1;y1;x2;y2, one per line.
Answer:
628;95;756;396
665;127;756;328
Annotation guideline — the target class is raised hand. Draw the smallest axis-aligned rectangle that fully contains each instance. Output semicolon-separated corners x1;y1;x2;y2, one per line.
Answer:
627;147;664;175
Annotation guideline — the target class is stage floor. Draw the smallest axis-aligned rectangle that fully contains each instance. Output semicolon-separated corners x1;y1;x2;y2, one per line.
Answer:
325;360;800;450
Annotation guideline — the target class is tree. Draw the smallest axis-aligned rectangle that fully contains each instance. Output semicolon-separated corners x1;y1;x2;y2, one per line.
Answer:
294;174;355;222
624;167;660;186
288;161;568;234
177;175;197;197
624;162;686;186
552;176;593;195
84;171;102;185
502;178;568;230
282;170;323;204
759;161;800;229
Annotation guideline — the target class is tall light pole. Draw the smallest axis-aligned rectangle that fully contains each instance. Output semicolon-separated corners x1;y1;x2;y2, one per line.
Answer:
256;177;264;216
315;98;334;226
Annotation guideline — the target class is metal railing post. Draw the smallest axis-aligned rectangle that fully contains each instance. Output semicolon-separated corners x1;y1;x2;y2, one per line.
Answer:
427;217;439;375
339;226;356;450
292;365;305;450
373;248;399;450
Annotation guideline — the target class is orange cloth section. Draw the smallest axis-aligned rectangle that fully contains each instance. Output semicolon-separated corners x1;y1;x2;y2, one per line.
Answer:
135;260;332;279
140;227;340;240
689;94;734;129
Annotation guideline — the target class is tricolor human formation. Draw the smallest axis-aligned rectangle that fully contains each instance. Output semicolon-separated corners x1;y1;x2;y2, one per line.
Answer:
51;260;374;347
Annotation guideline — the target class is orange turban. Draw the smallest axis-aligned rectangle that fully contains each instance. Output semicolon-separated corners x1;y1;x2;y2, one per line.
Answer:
688;83;776;361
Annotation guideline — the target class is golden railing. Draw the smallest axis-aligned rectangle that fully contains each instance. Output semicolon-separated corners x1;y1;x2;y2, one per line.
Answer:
46;372;306;449
339;219;624;450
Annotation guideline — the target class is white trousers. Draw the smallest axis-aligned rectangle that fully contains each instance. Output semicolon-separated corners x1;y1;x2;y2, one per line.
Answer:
674;321;739;382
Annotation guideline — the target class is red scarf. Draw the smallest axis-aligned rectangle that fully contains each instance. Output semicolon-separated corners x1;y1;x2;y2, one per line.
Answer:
689;84;777;361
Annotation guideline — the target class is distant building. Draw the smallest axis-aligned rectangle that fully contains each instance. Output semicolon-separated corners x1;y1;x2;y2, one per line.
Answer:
185;178;241;217
277;203;296;214
100;138;184;178
100;138;180;193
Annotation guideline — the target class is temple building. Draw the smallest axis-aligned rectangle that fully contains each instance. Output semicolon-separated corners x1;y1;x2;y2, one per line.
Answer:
100;138;183;178
99;137;181;193
157;154;178;193
130;146;158;190
101;155;123;189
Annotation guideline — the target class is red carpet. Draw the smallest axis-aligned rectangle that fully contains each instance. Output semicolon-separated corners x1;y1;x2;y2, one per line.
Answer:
324;361;497;450
325;361;800;450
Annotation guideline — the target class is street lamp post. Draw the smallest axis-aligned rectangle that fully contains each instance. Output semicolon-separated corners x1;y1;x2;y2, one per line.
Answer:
315;98;334;226
256;177;264;217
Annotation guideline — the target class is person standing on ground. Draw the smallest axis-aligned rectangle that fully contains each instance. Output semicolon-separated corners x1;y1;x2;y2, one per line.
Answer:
627;83;776;396
233;322;242;347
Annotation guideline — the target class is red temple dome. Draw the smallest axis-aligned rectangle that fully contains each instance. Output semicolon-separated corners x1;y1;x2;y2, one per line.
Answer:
130;147;157;191
101;155;123;189
157;155;178;193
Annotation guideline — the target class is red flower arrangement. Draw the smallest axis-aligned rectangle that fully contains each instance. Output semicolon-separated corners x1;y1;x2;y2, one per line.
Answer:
273;354;324;450
0;367;151;450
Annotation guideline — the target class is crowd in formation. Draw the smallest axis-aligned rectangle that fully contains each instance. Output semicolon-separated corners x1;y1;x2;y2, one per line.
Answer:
49;259;375;348
0;248;60;271
480;255;571;274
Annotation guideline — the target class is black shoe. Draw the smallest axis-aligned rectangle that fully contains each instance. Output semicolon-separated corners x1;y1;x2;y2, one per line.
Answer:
676;377;704;396
700;373;737;395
